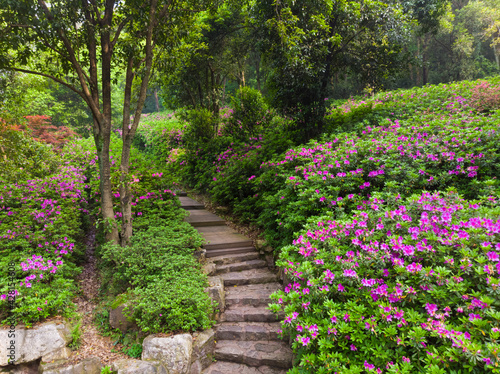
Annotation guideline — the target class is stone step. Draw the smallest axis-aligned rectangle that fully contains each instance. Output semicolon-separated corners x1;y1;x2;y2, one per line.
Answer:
216;259;267;275
197;226;253;250
176;190;187;196
206;247;256;258
221;306;283;323
185;210;226;227
178;196;204;210
222;269;278;286
225;283;282;308
203;361;288;374
215;340;293;369
210;252;260;265
216;322;283;341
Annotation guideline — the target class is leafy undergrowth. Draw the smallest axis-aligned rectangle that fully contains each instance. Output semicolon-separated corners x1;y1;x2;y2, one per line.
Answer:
176;77;500;372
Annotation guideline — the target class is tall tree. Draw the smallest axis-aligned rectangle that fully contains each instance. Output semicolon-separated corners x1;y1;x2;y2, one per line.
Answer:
254;0;414;139
0;0;210;245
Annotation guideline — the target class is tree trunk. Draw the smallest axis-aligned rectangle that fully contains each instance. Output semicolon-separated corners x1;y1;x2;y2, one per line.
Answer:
154;88;160;112
97;5;119;244
222;77;226;106
94;128;119;243
119;0;157;246
493;43;500;70
416;37;421;86
256;56;261;92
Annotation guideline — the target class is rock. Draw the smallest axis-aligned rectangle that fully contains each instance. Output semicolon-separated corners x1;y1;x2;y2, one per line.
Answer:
0;360;39;374
255;240;267;250
0;321;71;366
201;262;216;276
193;249;206;262
142;334;193;374
264;246;273;253
265;254;275;269
40;357;103;374
206;276;225;319
188;360;202;374
111;359;167;374
109;294;138;333
41;348;72;363
191;329;215;372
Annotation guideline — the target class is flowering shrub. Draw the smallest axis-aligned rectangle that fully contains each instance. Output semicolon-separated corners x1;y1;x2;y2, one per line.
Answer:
0;133;87;325
255;113;500;248
270;190;500;373
469;81;500;112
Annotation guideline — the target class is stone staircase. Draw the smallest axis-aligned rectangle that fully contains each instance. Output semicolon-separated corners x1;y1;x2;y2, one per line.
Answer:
178;193;293;374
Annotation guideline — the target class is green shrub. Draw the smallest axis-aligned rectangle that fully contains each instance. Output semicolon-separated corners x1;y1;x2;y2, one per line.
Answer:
225;87;269;138
100;216;212;333
181;108;217;144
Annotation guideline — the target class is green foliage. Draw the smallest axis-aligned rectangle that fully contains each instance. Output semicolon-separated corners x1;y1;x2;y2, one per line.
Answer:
181;108;217;144
100;366;113;374
0;122;60;184
132;111;184;161
0;73;91;133
100;218;212;333
68;319;82;350
225;87;269;138
254;0;413;139
122;343;142;358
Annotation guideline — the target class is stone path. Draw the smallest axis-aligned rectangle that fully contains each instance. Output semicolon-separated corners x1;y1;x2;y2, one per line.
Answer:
179;193;293;374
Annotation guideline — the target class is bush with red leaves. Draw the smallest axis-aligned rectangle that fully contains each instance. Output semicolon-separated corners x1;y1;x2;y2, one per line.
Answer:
19;115;78;149
469;81;500;112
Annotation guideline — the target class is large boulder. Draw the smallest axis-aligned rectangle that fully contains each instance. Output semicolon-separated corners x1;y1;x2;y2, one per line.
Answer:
190;329;215;374
0;322;71;367
40;356;103;374
142;334;193;374
111;359;167;374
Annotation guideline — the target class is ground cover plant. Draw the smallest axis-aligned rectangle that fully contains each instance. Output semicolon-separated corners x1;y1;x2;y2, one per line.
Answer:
0;123;87;326
176;77;500;372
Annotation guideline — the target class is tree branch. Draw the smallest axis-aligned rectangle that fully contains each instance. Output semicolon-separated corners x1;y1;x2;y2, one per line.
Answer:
5;67;85;99
111;16;131;48
37;0;102;123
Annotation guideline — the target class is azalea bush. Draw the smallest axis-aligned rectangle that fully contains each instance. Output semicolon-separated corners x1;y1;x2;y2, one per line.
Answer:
271;190;500;373
0;128;87;325
255;112;500;249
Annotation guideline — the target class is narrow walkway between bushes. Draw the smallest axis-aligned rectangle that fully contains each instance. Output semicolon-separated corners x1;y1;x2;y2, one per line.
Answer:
179;193;293;374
